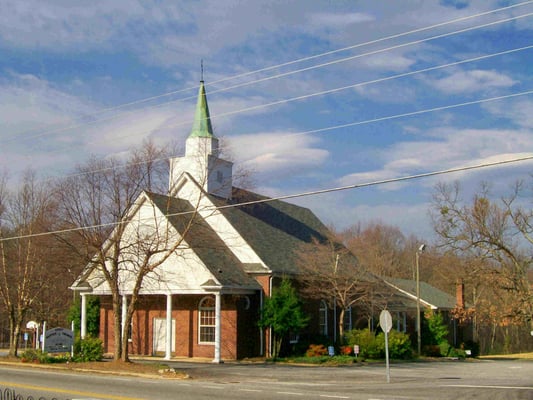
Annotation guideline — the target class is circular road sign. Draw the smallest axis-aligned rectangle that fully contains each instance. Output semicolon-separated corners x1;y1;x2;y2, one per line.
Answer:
380;310;392;333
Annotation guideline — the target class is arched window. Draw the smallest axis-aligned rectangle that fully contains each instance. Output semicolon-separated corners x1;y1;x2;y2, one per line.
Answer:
198;296;216;344
319;300;328;336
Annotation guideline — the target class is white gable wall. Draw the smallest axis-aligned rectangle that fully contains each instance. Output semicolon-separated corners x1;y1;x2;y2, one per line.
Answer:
82;192;220;295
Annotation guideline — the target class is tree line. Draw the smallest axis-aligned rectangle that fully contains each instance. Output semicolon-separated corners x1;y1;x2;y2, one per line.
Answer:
1;140;532;358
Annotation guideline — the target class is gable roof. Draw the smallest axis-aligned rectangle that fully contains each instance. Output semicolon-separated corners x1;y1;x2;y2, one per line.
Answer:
146;191;260;290
384;277;457;310
212;187;332;275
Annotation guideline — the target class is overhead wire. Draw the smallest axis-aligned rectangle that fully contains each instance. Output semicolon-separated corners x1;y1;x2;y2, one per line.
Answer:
2;153;533;243
2;5;532;145
24;43;533;161
0;3;531;243
43;88;533;183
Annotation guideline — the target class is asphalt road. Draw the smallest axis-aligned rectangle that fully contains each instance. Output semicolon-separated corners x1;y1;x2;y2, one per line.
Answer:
0;358;532;400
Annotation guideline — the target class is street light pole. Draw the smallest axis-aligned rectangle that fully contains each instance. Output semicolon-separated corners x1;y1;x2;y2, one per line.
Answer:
416;244;426;356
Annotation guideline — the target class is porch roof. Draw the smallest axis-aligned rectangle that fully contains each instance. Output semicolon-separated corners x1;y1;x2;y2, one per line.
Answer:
384;278;457;310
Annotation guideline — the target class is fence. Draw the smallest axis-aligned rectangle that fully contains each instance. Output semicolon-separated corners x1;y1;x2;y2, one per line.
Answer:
0;387;59;400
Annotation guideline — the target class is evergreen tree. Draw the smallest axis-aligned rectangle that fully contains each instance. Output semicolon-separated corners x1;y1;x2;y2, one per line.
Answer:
67;295;100;337
258;278;308;358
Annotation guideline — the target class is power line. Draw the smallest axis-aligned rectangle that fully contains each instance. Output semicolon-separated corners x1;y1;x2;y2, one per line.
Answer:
3;7;532;145
2;154;533;243
5;1;530;143
287;90;533;138
45;88;532;184
38;43;532;157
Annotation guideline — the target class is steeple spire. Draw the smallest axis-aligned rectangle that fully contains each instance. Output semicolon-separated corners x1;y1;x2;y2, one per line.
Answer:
169;79;233;200
189;81;214;138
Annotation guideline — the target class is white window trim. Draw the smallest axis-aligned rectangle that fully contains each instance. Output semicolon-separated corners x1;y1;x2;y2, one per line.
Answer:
319;300;328;336
198;296;216;345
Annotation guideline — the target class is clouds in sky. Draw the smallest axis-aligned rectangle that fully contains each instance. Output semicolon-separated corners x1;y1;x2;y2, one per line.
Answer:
429;69;518;94
1;0;532;239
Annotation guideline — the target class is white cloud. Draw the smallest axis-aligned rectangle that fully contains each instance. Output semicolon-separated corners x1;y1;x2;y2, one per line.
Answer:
428;69;517;94
336;127;533;190
0;72;94;135
308;12;375;27
0;73;192;175
293;190;436;239
357;52;416;72
228;132;329;177
482;98;533;129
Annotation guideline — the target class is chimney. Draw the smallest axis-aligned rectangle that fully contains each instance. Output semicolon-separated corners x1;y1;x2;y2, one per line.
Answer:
456;278;465;309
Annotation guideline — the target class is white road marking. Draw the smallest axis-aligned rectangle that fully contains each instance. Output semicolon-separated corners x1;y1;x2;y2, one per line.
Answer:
443;384;533;390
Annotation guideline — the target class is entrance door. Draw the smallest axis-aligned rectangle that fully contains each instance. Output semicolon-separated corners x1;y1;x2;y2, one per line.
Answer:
153;318;175;355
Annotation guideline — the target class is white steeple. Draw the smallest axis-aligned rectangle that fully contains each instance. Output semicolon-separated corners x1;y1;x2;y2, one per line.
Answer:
169;81;233;199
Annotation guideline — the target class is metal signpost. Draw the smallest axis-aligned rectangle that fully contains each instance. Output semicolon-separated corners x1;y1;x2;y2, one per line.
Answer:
380;309;392;383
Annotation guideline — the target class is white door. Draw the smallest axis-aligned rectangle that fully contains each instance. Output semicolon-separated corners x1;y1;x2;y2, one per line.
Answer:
153;318;175;354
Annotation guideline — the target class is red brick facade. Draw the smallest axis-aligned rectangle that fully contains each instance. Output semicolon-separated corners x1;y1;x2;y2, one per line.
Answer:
99;293;262;359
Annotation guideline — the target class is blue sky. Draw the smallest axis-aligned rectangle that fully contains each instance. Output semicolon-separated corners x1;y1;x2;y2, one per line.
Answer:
1;0;532;240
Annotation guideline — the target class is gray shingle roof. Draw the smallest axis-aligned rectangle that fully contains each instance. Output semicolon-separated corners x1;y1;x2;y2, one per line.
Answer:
385;277;457;310
213;188;333;275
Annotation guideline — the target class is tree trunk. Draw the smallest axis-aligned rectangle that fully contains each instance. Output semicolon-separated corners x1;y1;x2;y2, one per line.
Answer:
8;312;16;357
273;335;283;359
112;298;122;361
338;308;345;345
120;332;130;362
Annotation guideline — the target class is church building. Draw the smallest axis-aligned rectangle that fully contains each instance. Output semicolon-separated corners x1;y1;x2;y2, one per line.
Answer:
70;81;336;361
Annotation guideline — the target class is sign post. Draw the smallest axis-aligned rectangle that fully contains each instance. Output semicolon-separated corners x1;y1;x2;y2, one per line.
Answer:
379;310;393;383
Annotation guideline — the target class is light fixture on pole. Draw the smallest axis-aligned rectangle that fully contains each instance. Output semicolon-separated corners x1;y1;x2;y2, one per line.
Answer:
416;244;426;356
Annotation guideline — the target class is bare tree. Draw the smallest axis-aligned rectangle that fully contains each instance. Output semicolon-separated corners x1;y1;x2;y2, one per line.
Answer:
341;222;410;278
54;140;215;362
53;141;171;361
0;170;56;356
296;235;378;343
431;181;533;333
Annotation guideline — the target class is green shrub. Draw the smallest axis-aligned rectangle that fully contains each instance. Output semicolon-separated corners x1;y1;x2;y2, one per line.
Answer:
425;311;448;345
73;336;103;362
20;349;51;364
345;329;381;359
345;328;412;360
378;330;412;359
20;349;73;364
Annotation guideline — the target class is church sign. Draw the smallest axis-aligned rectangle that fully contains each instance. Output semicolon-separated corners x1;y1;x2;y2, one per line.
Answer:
44;327;74;353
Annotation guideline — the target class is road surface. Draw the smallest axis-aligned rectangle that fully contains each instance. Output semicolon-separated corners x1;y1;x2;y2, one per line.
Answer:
0;358;532;400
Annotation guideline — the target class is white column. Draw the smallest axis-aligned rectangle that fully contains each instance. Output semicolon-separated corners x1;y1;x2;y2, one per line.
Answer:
80;293;87;339
165;294;173;360
41;321;46;352
121;295;128;341
213;292;221;363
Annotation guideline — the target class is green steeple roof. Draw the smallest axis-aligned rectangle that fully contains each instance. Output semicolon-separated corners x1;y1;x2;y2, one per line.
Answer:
189;81;214;138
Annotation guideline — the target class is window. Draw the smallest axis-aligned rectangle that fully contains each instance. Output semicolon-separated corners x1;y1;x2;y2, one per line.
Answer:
319;300;328;336
343;307;352;332
198;297;216;344
289;332;299;344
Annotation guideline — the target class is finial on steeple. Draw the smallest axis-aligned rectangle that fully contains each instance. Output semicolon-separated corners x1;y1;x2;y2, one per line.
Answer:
201;59;204;82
